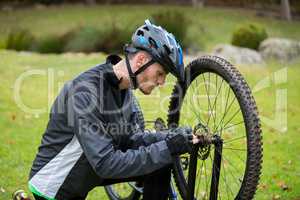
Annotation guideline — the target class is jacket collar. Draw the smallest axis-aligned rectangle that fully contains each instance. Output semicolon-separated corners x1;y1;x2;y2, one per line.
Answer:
105;55;123;88
106;54;122;65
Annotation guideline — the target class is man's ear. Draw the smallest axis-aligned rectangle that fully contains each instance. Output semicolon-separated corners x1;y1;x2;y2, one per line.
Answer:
130;52;142;72
136;52;148;68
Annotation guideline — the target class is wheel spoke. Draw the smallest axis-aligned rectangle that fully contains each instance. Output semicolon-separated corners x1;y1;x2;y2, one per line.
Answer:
215;121;244;137
214;85;231;133
202;73;213;126
223;121;244;131
223;147;246;151
220;109;241;135
195;78;206;124
223;135;246;144
188;79;207;126
221;159;242;189
223;147;246;163
213;147;244;189
211;73;218;130
189;95;202;122
211;76;225;132
220;155;235;200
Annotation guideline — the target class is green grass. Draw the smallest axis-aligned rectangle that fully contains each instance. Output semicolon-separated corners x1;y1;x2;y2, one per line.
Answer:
0;4;300;200
0;49;299;200
1;4;300;51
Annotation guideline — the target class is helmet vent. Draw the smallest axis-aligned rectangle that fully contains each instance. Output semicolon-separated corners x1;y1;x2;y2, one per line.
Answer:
137;30;144;36
149;37;158;49
163;45;171;55
143;26;149;31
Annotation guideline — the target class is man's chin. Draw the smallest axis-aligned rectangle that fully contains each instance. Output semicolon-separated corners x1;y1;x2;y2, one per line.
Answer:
139;87;152;95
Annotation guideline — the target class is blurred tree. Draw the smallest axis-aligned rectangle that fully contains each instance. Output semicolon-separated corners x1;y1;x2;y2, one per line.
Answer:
192;0;205;7
149;0;159;3
281;0;292;21
85;0;96;5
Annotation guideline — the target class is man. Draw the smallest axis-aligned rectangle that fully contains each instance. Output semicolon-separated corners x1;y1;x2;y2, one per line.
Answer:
28;19;199;200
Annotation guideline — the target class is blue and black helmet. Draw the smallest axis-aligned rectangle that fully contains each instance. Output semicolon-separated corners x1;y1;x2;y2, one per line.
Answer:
124;19;184;88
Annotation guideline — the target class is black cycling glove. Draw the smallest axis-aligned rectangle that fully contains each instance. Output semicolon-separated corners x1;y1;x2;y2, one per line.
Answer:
165;126;193;155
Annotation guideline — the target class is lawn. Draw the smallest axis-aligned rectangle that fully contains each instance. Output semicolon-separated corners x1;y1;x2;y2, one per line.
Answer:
1;4;300;51
0;4;300;200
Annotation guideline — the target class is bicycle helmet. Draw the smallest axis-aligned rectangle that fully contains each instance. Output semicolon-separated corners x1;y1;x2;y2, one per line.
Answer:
124;19;184;89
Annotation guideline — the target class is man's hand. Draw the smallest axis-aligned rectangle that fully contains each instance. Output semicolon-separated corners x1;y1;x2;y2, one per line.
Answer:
165;126;193;155
192;134;201;144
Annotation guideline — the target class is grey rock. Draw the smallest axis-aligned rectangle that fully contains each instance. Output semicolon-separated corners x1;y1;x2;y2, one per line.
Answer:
259;38;300;61
211;44;265;65
184;52;207;64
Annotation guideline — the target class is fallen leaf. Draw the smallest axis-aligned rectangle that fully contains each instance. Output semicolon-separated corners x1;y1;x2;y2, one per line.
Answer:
258;183;268;190
269;128;276;133
272;174;278;179
277;180;289;191
272;194;281;200
7;140;16;145
282;166;289;171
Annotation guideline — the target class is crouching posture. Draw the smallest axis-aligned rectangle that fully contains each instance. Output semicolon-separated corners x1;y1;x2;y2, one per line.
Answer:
29;20;196;200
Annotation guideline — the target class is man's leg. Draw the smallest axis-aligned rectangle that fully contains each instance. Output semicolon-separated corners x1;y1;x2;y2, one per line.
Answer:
101;139;172;199
101;164;172;200
143;165;172;200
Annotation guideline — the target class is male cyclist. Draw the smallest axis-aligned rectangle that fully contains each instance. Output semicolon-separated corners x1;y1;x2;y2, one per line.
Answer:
28;19;198;200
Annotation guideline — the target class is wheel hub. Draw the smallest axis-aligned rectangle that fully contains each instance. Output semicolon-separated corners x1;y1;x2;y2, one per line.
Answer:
193;123;222;160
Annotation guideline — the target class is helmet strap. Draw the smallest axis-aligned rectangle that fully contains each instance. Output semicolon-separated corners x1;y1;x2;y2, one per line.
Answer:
124;45;156;89
124;51;138;89
134;59;155;76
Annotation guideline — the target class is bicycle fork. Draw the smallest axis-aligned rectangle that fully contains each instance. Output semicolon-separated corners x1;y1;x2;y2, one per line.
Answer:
187;135;223;200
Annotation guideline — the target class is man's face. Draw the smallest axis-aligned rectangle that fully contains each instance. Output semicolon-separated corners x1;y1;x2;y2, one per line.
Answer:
133;52;167;95
137;62;167;95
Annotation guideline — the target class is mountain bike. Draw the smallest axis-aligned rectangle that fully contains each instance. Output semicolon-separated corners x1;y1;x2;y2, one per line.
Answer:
105;56;263;200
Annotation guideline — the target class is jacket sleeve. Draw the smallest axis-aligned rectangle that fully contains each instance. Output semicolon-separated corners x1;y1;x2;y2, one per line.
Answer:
70;91;173;179
129;131;168;148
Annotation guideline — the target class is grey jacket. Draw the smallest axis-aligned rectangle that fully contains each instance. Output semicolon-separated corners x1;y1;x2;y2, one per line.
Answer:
28;55;172;200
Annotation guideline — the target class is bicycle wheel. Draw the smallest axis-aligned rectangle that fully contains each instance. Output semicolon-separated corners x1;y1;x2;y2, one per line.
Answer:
104;94;143;200
104;182;142;200
168;56;263;200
